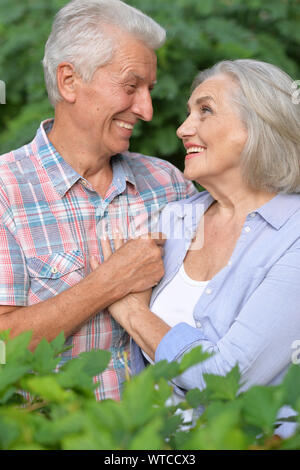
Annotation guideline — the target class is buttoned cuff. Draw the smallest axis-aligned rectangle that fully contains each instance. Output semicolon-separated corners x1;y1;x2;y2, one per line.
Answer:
155;322;207;363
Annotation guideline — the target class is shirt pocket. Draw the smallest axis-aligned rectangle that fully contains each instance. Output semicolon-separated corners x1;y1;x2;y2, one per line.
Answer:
26;250;85;303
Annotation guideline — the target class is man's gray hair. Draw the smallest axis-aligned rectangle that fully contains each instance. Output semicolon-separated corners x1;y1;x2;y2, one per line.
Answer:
192;59;300;194
43;0;166;107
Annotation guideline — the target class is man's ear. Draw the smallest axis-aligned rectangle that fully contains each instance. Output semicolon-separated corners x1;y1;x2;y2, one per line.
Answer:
56;62;79;103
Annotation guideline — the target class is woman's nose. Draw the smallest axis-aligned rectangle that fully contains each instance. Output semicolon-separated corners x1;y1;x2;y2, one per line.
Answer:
176;116;197;139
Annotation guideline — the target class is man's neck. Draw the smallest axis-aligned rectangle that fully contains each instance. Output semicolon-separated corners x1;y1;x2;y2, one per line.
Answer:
47;117;113;198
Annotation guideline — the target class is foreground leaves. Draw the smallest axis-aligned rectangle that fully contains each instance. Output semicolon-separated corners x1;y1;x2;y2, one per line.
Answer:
0;329;300;450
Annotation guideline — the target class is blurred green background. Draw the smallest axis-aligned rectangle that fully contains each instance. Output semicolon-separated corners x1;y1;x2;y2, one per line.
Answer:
0;0;299;171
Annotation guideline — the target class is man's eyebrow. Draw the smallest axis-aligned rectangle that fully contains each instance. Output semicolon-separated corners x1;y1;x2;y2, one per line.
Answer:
125;71;157;86
187;95;215;111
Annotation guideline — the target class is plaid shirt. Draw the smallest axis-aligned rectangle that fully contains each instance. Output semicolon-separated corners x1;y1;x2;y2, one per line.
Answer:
0;119;197;400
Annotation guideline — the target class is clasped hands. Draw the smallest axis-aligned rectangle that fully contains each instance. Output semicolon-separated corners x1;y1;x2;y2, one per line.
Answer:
90;232;166;325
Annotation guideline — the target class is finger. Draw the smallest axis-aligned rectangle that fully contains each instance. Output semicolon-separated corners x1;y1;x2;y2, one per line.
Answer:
148;232;167;246
101;235;113;261
90;256;100;271
113;229;125;251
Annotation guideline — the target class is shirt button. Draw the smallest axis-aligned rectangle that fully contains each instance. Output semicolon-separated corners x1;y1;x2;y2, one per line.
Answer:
205;288;212;295
81;179;88;187
228;260;232;266
250;212;256;218
51;267;58;274
195;320;202;328
244;226;251;233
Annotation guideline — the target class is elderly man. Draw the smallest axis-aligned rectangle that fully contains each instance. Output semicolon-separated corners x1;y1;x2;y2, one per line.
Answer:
0;0;196;400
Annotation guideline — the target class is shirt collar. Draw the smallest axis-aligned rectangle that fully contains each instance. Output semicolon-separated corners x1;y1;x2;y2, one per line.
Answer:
256;193;300;229
171;190;300;231
110;153;138;195
34;119;138;198
34;119;81;197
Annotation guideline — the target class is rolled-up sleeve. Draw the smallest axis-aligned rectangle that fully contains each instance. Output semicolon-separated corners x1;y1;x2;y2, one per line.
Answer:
155;246;300;392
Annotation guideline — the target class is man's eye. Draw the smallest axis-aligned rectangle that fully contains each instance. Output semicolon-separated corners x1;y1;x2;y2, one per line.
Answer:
125;84;137;94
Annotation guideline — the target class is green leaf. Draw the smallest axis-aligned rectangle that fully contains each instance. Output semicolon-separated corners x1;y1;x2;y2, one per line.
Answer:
153;377;173;406
31;338;61;374
78;349;111;377
62;425;116;450
280;433;300;450
178;346;211;374
0;386;18;405
127;416;164;450
4;331;33;365
152;359;180;382
23;376;73;403
186;387;206;408
178;406;248;450
0;365;32;393
87;399;129;433
242;385;284;435
203;365;241;401
280;364;300;409
50;331;68;355
34;410;86;446
121;367;157;428
0;416;20;449
0;330;11;342
160;414;183;439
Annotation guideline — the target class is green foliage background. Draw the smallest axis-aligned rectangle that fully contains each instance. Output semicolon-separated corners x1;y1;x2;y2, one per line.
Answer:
0;0;299;171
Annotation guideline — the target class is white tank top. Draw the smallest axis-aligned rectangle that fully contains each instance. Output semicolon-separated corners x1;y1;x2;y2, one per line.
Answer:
143;264;210;364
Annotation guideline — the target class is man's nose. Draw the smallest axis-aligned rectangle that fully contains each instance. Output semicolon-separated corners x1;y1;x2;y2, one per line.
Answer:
131;89;153;122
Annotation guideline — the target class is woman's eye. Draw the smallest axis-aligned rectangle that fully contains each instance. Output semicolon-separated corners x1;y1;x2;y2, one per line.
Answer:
201;105;212;114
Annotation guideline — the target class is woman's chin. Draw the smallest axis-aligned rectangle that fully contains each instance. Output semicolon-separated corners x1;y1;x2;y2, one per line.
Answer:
183;167;202;182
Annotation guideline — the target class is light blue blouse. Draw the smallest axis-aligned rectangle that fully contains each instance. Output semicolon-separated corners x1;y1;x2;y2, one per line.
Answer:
131;190;300;436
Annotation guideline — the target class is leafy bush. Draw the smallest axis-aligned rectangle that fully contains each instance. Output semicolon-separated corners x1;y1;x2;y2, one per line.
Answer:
0;329;300;450
0;0;299;172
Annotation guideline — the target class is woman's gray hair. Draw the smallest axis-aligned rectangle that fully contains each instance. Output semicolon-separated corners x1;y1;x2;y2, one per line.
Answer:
192;59;300;194
43;0;166;107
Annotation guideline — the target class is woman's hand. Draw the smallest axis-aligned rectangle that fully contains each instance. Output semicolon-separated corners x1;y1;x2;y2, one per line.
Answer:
91;231;170;360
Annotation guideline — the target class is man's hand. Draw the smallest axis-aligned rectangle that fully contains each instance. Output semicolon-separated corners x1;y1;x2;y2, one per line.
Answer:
91;232;166;293
90;232;169;358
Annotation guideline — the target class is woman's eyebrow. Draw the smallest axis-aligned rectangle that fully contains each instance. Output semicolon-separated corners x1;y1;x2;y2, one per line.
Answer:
195;95;215;105
187;95;215;112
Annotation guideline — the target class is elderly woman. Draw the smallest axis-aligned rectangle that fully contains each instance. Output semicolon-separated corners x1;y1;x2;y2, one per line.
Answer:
92;59;300;434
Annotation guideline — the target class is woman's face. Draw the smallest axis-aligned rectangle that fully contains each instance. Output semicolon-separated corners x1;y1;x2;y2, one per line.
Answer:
177;74;248;185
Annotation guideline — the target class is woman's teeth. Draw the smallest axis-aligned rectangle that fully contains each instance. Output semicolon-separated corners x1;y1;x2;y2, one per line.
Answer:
187;147;205;154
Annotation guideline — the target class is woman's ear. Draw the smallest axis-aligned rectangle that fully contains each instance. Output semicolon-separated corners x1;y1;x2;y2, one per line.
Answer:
56;62;78;103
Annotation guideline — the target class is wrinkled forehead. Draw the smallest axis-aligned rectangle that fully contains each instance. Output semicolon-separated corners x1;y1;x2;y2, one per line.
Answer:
188;74;241;108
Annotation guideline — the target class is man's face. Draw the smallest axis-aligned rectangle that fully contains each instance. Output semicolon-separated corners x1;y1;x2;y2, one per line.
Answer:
73;33;157;159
